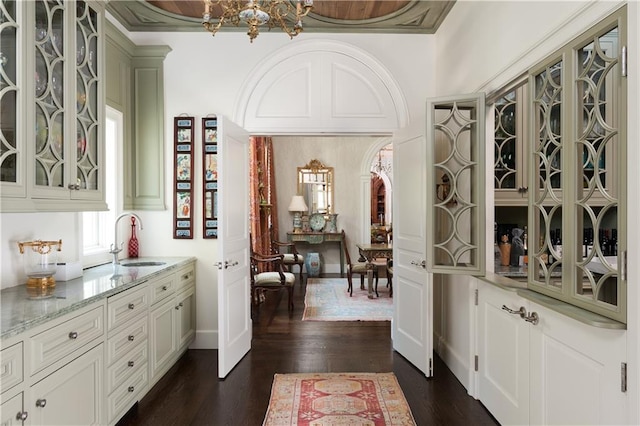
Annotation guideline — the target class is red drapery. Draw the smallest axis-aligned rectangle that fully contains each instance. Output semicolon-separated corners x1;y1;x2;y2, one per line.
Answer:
249;136;279;257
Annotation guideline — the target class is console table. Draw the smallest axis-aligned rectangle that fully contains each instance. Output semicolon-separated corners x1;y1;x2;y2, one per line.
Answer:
286;232;344;277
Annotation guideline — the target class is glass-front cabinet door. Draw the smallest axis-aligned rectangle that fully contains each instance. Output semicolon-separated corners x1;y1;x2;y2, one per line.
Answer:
494;84;529;206
1;0;105;212
529;8;626;323
33;0;67;194
0;0;24;198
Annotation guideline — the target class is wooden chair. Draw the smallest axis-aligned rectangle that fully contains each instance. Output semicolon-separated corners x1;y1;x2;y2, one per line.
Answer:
341;230;378;297
250;252;296;317
270;229;305;285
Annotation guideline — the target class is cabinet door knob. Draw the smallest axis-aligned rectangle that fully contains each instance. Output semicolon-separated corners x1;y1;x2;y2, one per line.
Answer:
128;335;135;341
128;303;135;309
175;305;180;310
68;331;79;339
162;285;167;291
16;411;28;421
35;399;47;408
179;302;184;307
128;386;135;392
128;361;134;367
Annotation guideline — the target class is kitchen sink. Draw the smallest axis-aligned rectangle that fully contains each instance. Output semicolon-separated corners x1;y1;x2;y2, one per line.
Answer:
121;261;167;267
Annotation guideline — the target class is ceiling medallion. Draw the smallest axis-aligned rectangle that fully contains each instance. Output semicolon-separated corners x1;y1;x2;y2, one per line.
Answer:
202;0;314;43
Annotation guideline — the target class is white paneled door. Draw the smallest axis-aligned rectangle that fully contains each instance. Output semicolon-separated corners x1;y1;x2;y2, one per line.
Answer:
392;125;432;376
217;116;251;379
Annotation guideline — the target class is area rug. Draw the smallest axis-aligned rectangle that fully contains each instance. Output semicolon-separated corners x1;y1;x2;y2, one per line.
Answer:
262;372;416;426
302;278;393;321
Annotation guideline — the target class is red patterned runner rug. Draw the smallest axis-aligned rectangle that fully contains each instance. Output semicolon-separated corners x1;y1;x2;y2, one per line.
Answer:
262;372;416;425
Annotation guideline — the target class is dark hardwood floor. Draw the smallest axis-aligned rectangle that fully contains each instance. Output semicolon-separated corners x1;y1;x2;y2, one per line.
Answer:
118;274;498;426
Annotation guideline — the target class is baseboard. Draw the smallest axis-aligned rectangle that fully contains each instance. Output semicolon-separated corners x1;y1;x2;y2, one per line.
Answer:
190;330;218;349
437;338;473;396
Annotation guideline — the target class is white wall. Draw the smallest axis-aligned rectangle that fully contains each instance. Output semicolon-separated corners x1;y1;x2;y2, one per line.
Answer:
1;212;80;289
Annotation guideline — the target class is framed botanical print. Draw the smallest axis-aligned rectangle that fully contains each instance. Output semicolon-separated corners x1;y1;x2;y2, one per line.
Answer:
173;117;195;239
202;116;218;238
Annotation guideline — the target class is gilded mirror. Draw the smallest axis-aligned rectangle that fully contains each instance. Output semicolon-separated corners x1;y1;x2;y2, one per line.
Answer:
297;159;333;214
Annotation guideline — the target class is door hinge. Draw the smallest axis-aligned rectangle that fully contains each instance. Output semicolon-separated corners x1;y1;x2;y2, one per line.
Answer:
474;355;479;372
429;358;433;376
474;289;478;306
621;45;627;77
621;362;627;392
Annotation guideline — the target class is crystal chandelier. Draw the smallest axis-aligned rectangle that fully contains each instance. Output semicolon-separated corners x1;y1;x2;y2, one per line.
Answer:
202;0;314;43
371;147;393;176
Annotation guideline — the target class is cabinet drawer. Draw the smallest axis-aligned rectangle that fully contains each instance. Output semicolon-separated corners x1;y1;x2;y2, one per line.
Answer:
106;314;148;366
149;272;175;306
1;342;23;394
30;306;104;375
107;286;149;334
107;343;148;394
175;263;195;291
107;363;148;424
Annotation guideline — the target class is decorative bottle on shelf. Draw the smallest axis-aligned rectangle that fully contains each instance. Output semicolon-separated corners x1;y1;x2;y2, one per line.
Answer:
499;234;511;266
128;216;139;258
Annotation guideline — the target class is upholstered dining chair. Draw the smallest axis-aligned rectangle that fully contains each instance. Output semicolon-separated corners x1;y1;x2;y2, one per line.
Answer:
341;230;378;297
250;252;296;318
270;228;305;285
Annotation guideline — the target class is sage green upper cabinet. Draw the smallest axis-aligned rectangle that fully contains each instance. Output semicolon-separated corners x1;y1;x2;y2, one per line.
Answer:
493;84;529;206
105;21;171;211
433;6;627;323
529;7;627;323
0;0;107;212
427;93;486;275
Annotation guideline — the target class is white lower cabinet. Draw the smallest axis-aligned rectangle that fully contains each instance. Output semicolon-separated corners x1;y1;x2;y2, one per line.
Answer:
1;392;26;426
176;285;196;351
476;279;627;425
149;264;196;386
30;343;104;425
0;260;196;426
149;296;178;382
477;282;529;424
106;287;150;425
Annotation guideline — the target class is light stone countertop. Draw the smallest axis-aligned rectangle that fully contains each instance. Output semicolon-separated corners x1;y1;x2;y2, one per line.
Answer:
1;257;196;340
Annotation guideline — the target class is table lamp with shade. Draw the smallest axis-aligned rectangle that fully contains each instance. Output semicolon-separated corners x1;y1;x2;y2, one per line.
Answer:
288;195;308;233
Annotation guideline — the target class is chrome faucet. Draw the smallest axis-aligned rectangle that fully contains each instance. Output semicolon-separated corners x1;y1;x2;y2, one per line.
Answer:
109;212;143;265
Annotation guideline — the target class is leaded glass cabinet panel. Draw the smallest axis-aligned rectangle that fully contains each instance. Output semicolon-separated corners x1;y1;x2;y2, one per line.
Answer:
0;0;24;197
528;7;626;323
33;0;67;191
427;94;485;275
76;0;100;193
530;58;564;295
494;85;528;206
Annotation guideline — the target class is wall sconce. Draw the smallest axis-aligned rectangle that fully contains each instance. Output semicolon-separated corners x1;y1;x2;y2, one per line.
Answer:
436;174;457;206
288;195;308;233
